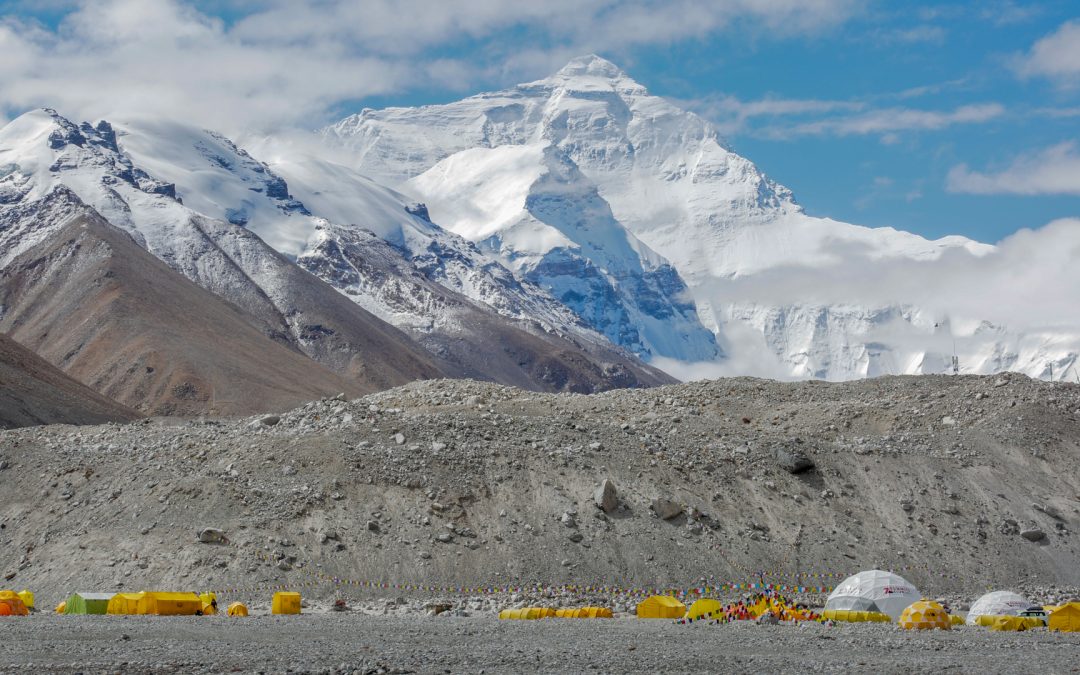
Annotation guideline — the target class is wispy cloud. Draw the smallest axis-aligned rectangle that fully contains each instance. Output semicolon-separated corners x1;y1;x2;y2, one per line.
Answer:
1013;19;1080;87
677;94;863;136
774;103;1005;139
947;142;1080;196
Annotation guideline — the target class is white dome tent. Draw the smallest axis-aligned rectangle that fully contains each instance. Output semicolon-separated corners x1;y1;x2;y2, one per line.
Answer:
966;591;1033;626
825;570;921;621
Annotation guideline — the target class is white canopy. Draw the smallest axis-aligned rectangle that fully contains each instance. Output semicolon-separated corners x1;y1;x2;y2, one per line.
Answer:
825;570;921;621
966;591;1032;625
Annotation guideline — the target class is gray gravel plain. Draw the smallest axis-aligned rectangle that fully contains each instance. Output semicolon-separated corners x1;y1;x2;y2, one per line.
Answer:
1;613;1079;674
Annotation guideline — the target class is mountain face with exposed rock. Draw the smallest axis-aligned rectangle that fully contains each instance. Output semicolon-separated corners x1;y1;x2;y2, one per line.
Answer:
324;54;1077;381
0;108;669;415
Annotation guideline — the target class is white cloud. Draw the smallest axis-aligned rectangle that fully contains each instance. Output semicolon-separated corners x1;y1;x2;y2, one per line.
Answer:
780;103;1005;138
696;218;1080;335
1014;20;1080;87
679;94;862;135
947;142;1080;196
0;0;863;133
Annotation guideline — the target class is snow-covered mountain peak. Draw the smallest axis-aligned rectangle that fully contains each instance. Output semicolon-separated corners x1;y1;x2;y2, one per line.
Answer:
534;54;647;95
553;54;626;80
317;57;1073;381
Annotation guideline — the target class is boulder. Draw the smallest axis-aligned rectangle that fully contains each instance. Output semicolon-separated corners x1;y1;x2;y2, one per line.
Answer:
651;497;682;520
594;479;618;513
1034;503;1063;520
773;445;814;474
197;527;226;544
1020;528;1046;542
259;415;280;426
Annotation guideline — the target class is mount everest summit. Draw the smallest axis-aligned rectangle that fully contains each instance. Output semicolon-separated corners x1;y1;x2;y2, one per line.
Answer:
0;55;1076;417
325;54;1077;381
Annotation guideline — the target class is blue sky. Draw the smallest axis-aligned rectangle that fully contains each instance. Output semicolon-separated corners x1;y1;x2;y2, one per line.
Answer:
1;0;1078;244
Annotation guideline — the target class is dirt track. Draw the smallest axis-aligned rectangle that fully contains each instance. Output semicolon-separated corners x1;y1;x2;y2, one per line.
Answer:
1;613;1078;674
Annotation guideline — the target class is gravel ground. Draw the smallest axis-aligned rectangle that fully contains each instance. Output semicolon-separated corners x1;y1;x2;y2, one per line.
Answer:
1;613;1078;674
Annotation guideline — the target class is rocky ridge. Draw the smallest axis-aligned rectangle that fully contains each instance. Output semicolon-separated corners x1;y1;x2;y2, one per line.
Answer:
1;374;1077;612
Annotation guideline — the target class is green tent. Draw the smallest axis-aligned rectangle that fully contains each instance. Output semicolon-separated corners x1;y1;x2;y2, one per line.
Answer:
64;592;114;614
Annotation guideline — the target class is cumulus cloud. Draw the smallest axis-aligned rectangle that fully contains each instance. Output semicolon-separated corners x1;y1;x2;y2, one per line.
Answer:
0;0;862;133
697;219;1080;334
655;219;1080;381
1014;20;1080;87
947;142;1080;196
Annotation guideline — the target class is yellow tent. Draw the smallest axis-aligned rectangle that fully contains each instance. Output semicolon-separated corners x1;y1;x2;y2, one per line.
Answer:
107;592;202;616
271;591;301;615
636;595;685;619
899;600;951;631
108;592;150;615
949;614;965;626
55;601;67;614
147;592;203;616
822;609;891;623
16;590;34;610
199;592;218;615
990;615;1043;631
227;602;248;617
0;590;29;616
570;607;613;618
685;598;722;620
499;607;551;620
1048;602;1080;632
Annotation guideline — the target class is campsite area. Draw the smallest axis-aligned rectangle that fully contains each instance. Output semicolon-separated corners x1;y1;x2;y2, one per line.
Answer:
2;375;1079;672
0;612;1078;674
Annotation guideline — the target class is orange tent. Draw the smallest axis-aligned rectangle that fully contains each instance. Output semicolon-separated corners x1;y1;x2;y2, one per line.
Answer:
0;591;29;616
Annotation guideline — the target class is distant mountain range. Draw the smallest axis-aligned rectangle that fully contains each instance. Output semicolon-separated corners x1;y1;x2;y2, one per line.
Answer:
1;56;1074;424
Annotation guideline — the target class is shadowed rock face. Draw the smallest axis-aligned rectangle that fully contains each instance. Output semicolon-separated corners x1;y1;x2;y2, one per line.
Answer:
0;332;140;429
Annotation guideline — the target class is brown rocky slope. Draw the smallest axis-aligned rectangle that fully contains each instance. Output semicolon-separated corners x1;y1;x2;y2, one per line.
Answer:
0;332;140;429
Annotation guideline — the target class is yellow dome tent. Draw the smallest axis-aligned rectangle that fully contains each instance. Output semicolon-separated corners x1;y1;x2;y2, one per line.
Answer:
271;591;302;615
55;601;66;614
227;602;249;617
1048;602;1080;632
200;592;218;615
899;600;951;631
949;614;965;626
0;590;29;616
685;598;722;620
16;590;34;611
636;595;685;619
